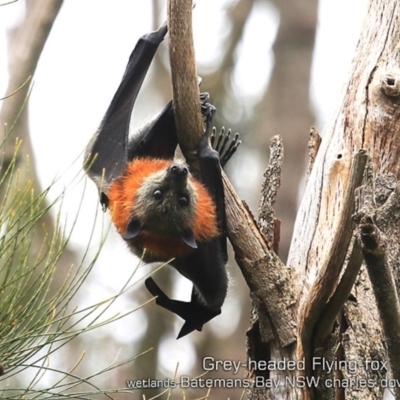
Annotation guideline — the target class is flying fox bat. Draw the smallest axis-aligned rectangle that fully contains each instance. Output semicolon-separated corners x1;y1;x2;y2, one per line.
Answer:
84;23;239;338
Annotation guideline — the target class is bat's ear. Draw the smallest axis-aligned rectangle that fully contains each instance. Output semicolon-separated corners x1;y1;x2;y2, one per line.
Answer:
181;229;197;249
123;218;142;240
100;192;109;210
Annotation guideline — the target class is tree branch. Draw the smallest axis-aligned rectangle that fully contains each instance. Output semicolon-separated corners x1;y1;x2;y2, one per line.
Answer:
224;171;297;347
258;135;283;252
353;170;400;394
314;237;363;347
297;150;367;397
167;0;203;173
358;213;400;396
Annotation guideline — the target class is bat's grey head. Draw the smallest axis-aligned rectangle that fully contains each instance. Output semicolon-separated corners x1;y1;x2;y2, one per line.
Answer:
133;162;198;235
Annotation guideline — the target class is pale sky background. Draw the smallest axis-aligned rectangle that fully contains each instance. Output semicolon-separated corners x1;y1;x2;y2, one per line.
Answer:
0;0;369;384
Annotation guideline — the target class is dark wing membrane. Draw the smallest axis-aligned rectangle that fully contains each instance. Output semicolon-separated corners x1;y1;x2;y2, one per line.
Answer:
128;101;177;160
145;277;222;339
85;23;168;188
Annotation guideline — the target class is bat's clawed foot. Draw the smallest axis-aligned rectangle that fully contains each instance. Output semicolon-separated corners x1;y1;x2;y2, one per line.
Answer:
145;278;221;339
200;95;216;125
211;126;241;168
199;91;214;117
200;92;210;104
198;89;241;167
202;103;216;126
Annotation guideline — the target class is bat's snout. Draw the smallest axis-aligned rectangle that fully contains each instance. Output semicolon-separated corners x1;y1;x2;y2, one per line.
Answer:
168;164;188;179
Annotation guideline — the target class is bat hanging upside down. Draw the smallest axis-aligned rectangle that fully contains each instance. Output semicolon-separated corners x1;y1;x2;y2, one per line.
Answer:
84;23;239;338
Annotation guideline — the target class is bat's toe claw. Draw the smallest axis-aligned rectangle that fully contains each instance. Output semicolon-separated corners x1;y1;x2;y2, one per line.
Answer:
201;102;216;119
212;127;241;167
202;103;216;118
200;92;210;103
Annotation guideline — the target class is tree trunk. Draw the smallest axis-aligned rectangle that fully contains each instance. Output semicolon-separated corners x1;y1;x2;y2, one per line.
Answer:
282;0;400;398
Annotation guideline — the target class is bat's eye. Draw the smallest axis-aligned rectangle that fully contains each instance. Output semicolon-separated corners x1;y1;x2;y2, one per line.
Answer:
178;196;188;206
153;189;163;200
